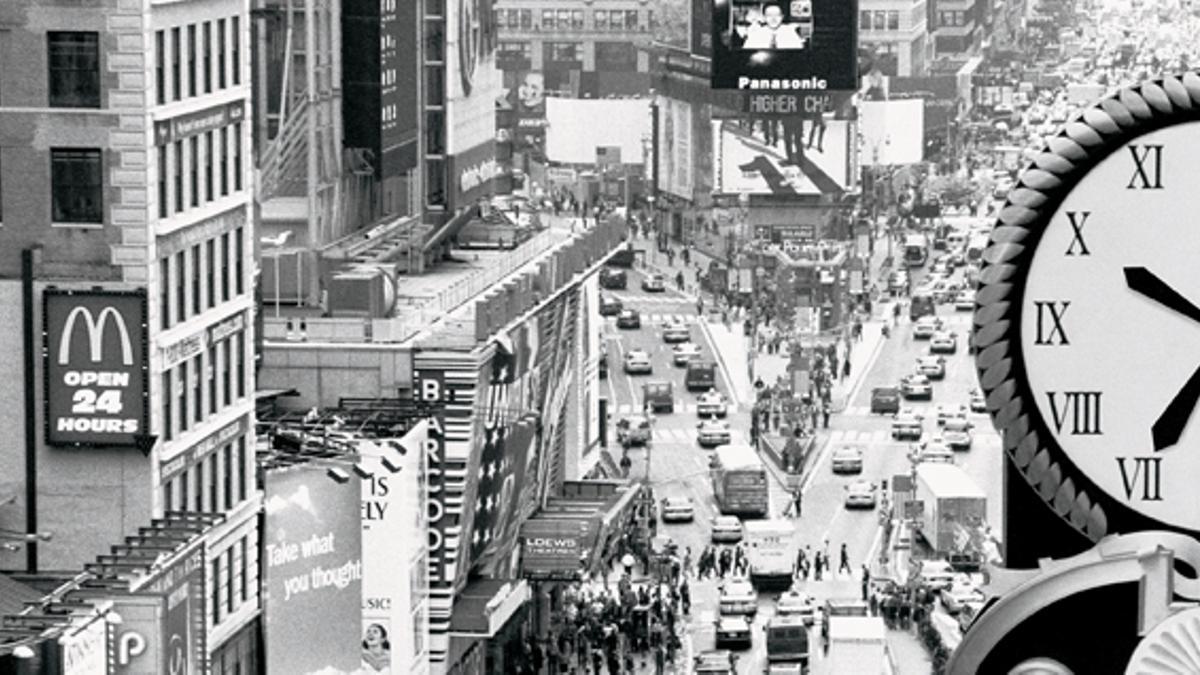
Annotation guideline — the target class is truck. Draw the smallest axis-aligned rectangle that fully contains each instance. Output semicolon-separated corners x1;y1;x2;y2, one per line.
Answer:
814;616;891;674
765;614;809;670
912;463;987;557
685;360;718;391
742;519;795;590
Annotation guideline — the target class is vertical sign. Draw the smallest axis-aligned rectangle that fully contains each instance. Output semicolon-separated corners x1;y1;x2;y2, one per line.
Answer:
60;617;107;675
111;541;206;675
44;290;148;446
264;467;363;675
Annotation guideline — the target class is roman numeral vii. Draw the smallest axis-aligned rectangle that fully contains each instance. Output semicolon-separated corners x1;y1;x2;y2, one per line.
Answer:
1117;456;1163;501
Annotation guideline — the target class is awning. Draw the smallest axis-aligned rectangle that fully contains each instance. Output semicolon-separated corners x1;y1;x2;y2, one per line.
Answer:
448;579;531;638
519;485;641;581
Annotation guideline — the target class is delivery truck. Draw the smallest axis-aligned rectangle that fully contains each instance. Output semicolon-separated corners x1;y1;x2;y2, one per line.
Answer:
814;616;891;674
913;463;987;557
743;519;795;590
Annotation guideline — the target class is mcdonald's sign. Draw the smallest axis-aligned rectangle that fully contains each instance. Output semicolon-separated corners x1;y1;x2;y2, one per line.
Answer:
44;290;148;446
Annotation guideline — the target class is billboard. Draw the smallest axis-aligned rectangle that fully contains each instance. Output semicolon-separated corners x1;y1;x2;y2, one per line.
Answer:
43;289;148;447
112;541;206;675
712;117;852;195
504;70;548;154
360;422;428;674
446;0;501;155
59;617;106;675
519;517;598;580
859;99;925;166
711;0;858;91
264;466;363;675
691;0;713;57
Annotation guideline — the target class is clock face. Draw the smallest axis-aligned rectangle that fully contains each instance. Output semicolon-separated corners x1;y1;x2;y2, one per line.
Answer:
1021;120;1200;530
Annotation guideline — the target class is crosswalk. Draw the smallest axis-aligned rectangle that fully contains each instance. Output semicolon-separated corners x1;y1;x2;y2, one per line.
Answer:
604;313;701;326
826;427;1002;445
606;291;692;304
612;401;725;415
913;312;974;328
840;403;991;419
614;426;749;444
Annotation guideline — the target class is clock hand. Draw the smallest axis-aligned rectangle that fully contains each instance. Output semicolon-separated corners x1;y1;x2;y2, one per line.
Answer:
1152;362;1200;452
1124;267;1200;325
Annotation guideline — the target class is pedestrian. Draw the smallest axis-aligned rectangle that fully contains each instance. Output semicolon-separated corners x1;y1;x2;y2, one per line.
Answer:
622;552;635;578
675;270;685;290
793;488;803;518
842;358;851;380
839;543;851;575
822;404;830;429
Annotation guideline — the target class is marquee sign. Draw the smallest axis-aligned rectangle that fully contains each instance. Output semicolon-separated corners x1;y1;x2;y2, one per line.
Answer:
44;289;149;447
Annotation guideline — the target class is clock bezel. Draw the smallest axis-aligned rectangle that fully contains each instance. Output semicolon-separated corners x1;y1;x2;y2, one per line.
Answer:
974;72;1200;544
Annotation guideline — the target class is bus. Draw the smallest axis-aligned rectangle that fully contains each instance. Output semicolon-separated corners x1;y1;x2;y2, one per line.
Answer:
710;445;770;517
903;234;929;268
966;233;989;265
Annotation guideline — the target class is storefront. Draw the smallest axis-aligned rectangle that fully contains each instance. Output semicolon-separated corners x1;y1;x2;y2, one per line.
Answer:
448;580;532;675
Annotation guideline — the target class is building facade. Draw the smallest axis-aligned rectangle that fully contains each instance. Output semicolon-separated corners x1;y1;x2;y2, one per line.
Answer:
928;0;982;69
0;0;261;670
859;0;931;76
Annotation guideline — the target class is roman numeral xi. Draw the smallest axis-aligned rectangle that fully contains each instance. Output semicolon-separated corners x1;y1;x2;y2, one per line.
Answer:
1128;144;1163;189
1045;391;1103;435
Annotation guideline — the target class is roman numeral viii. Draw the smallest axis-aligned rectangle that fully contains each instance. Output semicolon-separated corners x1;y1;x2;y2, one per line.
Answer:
1033;301;1070;345
1116;456;1163;501
1128;144;1163;189
1045;391;1102;435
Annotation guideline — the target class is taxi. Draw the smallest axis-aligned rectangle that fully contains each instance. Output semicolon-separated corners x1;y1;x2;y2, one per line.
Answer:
831;444;864;474
913;441;955;465
719;579;758;616
623;349;652;374
697;390;729;418
714;615;753;650
916;355;946;380
891;413;924;441
844;480;878;509
616;308;641;329
660;496;695;523
969;388;987;412
662;321;691;343
672;342;702;365
697;420;732;448
776;589;817;625
943;416;974;450
900;373;933;400
641;273;667;292
599;295;623;316
930;331;958;354
711;516;744;544
913;315;943;339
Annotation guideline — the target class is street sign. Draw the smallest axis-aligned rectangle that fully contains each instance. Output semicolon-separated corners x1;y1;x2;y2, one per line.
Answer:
905;500;924;519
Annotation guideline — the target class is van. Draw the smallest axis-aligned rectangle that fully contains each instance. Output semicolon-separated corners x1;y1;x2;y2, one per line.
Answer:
765;615;809;666
643;381;674;413
685;360;718;391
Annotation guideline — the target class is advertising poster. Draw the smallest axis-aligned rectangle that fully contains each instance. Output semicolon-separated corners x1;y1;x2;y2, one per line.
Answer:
859;99;924;166
673;101;694;198
43;289;148;446
264;466;363;675
503;70;547;156
713;117;851;195
657;97;675;196
360;422;429;675
59;617;106;675
711;0;858;91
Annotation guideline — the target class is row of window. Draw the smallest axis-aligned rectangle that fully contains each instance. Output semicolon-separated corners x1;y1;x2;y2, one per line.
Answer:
158;228;245;330
164;437;249;514
211;535;252;627
495;8;650;31
159;333;247;442
861;10;902;31
937;10;971;26
156;123;245;218
154;19;242;106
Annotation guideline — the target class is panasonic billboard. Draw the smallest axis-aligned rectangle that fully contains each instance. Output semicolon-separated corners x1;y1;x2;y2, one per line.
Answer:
44;290;149;447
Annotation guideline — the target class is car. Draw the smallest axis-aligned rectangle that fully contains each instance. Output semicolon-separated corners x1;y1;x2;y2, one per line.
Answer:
870;386;901;414
599;295;623;317
672;342;702;366
693;650;738;674
662;321;691;343
660;496;695;523
718;580;758;615
714;615;753;650
954;290;976;311
776;589;817;625
918;560;957;590
623;349;652;374
969;388;987;412
616;415;652;447
913;316;943;339
941;583;986;615
616;308;641;329
936;403;969;426
599;268;627;289
888;271;909;294
711;516;743;544
891;414;924;441
697;420;732;447
930;331;958;354
641;273;667;292
844;480;877;509
916;355;946;380
831;444;864;474
913;441;955;465
943;418;974;450
697;391;729;418
900;374;933;400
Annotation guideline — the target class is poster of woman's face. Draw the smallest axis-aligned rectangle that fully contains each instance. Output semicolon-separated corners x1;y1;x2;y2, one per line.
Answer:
361;622;392;674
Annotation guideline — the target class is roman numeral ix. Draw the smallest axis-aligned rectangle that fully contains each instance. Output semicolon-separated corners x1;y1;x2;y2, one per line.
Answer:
1045;391;1103;435
1116;456;1163;501
1128;144;1163;189
1033;301;1070;345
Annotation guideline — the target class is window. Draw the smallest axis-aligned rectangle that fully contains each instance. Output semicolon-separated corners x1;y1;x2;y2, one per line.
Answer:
192;355;202;424
494;9;505;27
221;233;230;301
610;10;625;30
217;19;226;89
425;157;446;205
234;227;244;294
178;363;189;433
499;42;530;59
50;149;102;224
548;42;579;61
233;122;242;190
219;127;229;196
594;10;608;29
48;32;100;108
235;332;245;398
649;10;656;28
223;444;233;510
162;371;173;440
160;257;171;329
189;136;199;207
225;548;235;613
176;250;186;323
204;131;214;202
541;9;554;28
887;11;900;30
237;438;247;502
231;17;240;85
180;467;189;512
206;239;215;309
239;536;248;601
203;22;212;93
874;11;886;29
158;145;168;218
520;9;532;28
211;557;221;624
861;10;871;29
626;10;639;28
425;65;445;106
191;244;201;315
187;25;196;97
208;345;217;415
208;452;218;514
222;339;232;405
174;140;184;212
156;31;166;104
171;27;181;101
193;463;203;511
571;10;584;28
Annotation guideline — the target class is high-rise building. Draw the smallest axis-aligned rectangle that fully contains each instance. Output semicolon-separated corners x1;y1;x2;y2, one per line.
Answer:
859;0;932;76
0;0;262;668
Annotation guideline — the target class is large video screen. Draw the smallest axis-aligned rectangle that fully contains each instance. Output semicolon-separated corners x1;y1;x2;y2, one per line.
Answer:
712;117;852;195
